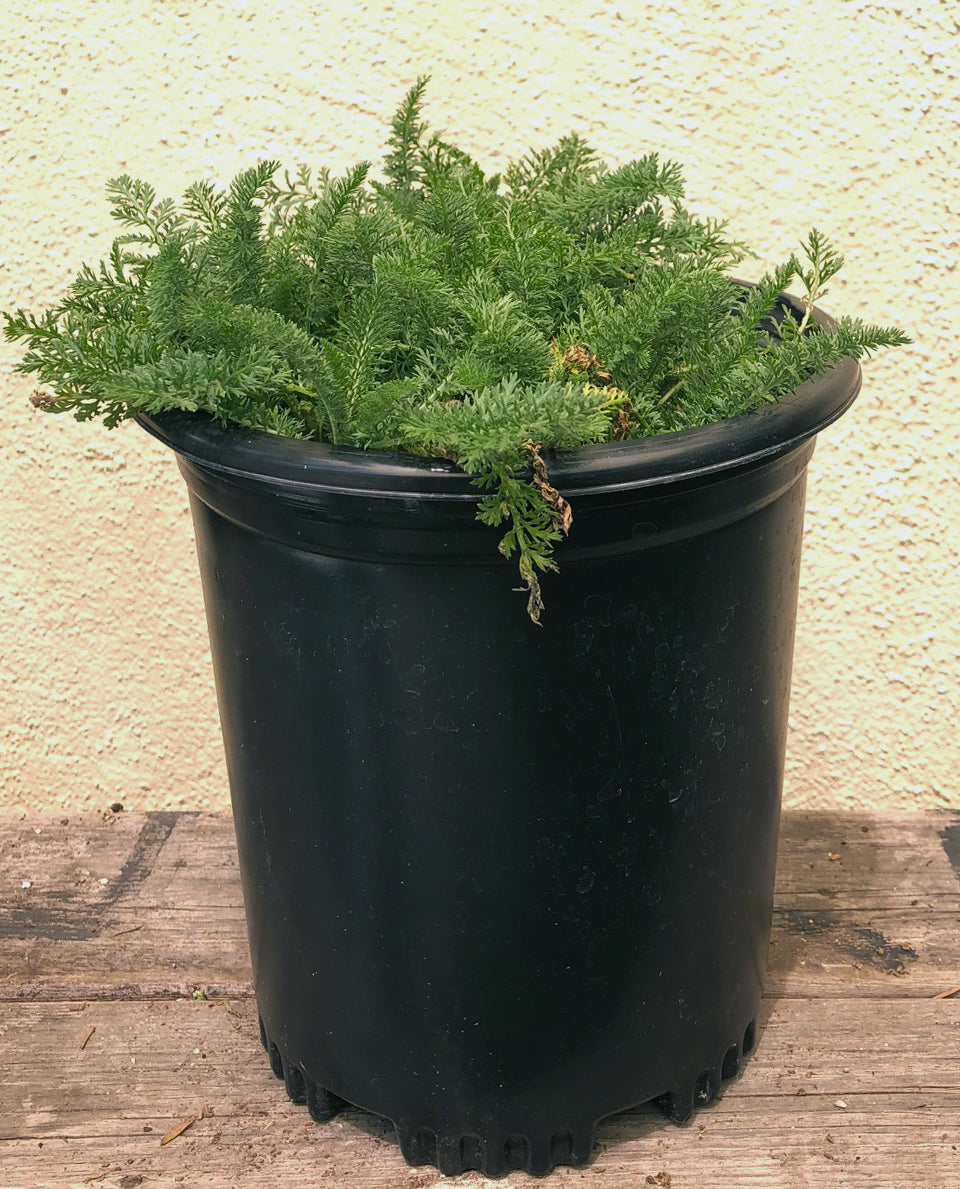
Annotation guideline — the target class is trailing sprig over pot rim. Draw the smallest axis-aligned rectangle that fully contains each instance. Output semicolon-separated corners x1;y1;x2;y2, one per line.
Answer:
5;78;909;621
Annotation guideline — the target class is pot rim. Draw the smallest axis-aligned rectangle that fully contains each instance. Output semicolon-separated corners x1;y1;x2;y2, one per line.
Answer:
136;304;861;500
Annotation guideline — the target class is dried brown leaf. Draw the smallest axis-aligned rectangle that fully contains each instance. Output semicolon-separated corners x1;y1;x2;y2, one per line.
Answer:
528;443;572;534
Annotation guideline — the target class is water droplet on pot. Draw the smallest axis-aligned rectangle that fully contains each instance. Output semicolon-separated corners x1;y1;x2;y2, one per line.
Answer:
576;868;596;894
597;784;622;803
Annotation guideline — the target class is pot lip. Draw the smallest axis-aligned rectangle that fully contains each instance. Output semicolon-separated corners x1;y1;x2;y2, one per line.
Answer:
136;306;862;500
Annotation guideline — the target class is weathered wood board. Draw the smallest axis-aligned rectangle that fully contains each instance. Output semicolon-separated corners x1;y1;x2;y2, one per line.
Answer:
2;810;959;1188
2;810;958;999
2;998;958;1189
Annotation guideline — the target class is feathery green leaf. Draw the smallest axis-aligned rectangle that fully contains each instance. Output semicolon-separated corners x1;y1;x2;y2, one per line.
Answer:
4;81;909;619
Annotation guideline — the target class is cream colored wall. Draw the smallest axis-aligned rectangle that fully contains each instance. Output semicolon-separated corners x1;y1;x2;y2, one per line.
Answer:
1;1;956;814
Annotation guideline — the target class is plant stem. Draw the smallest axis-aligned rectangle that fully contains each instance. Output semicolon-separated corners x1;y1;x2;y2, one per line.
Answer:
658;378;684;406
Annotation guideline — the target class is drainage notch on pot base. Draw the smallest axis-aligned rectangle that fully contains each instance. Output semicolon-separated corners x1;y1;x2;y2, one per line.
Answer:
259;1013;758;1178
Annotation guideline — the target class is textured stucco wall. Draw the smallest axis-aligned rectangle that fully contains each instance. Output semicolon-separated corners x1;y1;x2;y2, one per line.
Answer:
1;0;956;814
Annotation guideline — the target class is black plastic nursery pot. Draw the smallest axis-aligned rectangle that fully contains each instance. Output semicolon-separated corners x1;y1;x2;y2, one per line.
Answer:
139;349;861;1179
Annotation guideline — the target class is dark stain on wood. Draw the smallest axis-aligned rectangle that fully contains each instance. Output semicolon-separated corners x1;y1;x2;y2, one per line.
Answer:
0;812;181;942
776;909;835;937
844;924;918;974
939;818;960;885
112;811;183;903
775;909;918;974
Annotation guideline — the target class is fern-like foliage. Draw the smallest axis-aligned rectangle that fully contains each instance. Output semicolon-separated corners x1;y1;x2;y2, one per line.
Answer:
398;375;624;618
4;78;910;620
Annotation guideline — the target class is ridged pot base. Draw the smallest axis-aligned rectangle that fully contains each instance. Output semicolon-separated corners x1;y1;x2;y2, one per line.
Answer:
259;1014;758;1178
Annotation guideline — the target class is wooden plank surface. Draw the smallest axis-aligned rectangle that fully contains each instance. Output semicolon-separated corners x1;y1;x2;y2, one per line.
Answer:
2;809;959;1187
2;810;959;999
1;998;958;1188
0;812;251;999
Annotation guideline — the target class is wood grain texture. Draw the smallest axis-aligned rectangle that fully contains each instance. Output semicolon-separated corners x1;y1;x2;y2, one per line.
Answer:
2;810;958;1000
0;812;250;999
2;809;959;1187
1;998;958;1189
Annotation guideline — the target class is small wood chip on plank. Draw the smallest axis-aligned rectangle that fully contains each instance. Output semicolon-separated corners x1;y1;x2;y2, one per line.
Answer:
160;1104;212;1146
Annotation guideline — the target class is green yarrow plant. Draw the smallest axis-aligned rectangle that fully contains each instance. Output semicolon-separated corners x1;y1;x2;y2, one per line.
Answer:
5;78;908;620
